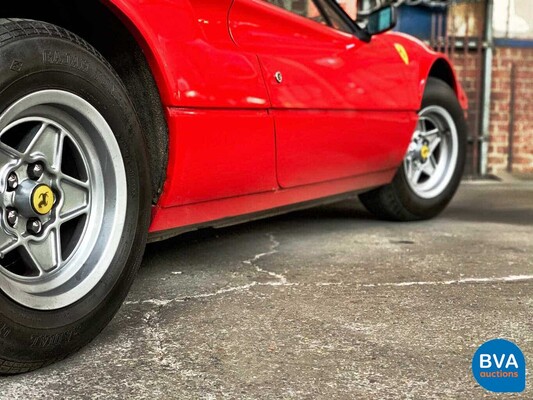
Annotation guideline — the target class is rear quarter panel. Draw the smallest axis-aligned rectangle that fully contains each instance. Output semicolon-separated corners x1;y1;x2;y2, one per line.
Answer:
105;0;270;109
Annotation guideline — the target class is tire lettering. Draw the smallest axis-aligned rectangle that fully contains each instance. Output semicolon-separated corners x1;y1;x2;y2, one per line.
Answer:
42;50;89;72
30;328;78;348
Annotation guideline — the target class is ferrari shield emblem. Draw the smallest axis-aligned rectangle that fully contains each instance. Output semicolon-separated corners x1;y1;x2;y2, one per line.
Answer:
394;43;410;65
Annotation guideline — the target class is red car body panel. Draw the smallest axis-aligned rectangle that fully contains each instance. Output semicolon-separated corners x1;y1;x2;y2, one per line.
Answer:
105;0;270;109
150;168;398;235
103;0;467;235
230;0;419;111
229;0;420;188
160;108;278;207
272;110;416;188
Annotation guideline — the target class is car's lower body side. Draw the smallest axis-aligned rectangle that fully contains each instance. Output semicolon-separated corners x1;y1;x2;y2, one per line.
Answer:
148;107;418;239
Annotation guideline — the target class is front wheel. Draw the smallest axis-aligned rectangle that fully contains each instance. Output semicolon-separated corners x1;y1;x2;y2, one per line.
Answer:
0;19;151;374
360;78;467;221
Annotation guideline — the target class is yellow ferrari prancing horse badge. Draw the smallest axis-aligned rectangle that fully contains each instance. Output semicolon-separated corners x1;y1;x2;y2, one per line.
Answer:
32;184;55;215
394;43;410;65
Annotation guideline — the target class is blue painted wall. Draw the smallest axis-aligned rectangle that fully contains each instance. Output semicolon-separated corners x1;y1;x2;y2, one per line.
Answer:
395;5;447;40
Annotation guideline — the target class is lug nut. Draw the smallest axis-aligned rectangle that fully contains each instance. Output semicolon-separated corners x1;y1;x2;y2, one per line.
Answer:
28;163;45;180
6;208;18;227
27;219;43;235
7;173;18;191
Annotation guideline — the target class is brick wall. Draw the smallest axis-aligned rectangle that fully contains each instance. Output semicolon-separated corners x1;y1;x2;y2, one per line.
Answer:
451;46;533;175
450;51;482;131
488;47;533;174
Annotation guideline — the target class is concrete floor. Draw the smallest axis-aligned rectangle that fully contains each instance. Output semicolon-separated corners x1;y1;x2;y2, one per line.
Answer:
1;181;532;399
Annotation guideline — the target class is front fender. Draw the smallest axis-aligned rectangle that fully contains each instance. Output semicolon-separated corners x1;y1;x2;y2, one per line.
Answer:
381;32;468;111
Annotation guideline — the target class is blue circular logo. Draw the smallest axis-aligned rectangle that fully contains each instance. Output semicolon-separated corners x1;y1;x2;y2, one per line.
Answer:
472;339;526;393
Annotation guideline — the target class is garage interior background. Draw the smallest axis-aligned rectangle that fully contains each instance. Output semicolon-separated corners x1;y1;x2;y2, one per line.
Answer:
324;0;532;177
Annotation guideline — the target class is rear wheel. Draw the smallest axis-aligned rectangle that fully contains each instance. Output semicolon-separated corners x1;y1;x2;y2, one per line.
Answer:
360;78;467;221
0;19;150;374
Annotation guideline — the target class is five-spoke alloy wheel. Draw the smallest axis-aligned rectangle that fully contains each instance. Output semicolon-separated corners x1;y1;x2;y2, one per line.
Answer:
403;106;459;200
0;90;127;310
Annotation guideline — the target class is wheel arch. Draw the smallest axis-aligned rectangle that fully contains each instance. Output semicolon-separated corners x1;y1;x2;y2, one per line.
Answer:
0;1;170;204
426;57;468;111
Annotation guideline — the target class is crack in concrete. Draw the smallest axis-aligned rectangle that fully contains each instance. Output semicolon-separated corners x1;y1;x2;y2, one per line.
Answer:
125;232;533;308
126;274;533;308
142;309;167;363
243;233;288;285
126;233;292;308
126;281;296;307
315;275;533;288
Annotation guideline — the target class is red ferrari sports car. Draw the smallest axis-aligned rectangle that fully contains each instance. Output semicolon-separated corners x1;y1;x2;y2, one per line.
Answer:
0;0;467;373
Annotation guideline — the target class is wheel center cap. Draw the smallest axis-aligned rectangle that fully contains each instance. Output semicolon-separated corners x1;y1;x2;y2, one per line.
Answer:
420;145;430;161
31;184;55;215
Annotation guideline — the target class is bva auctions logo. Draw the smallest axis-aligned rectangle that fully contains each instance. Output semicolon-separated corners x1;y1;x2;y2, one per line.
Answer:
472;338;526;393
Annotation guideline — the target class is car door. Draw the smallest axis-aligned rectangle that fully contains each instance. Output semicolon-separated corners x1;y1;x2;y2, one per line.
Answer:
229;0;418;188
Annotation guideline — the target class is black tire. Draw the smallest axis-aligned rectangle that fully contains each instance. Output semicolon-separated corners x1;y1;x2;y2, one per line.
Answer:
0;19;151;374
359;78;467;221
